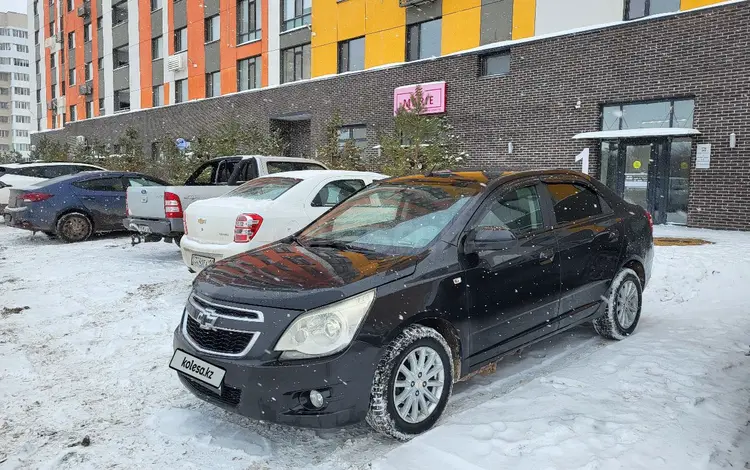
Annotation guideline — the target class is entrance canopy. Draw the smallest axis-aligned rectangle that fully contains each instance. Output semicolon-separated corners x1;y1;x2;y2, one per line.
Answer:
572;128;701;140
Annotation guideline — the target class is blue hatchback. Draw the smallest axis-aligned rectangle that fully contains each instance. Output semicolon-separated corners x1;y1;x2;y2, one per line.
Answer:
3;171;167;242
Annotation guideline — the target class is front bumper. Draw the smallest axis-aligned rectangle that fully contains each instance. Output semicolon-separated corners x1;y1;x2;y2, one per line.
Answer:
123;217;183;238
172;327;380;428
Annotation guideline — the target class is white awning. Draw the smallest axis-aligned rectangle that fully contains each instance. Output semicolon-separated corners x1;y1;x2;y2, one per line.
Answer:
572;128;701;140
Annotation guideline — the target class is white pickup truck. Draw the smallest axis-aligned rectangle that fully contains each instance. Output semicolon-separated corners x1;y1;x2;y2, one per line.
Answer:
123;155;328;245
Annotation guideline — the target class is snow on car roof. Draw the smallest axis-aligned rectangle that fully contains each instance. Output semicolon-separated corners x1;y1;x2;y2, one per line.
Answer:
1;162;104;168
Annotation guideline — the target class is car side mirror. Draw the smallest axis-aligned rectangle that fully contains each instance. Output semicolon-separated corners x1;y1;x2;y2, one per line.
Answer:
464;227;517;254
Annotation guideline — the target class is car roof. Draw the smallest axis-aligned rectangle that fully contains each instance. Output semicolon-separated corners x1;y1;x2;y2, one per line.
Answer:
383;169;593;188
257;170;385;181
204;155;324;163
4;162;104;168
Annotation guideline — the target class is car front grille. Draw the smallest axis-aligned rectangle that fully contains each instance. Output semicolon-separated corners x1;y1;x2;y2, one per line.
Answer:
185;315;256;355
184;378;242;407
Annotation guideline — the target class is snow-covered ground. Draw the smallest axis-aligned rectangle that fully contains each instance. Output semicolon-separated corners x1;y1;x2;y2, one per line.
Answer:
1;221;749;469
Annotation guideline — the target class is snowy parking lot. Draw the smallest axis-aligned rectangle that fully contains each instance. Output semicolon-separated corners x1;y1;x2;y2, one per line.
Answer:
1;220;749;469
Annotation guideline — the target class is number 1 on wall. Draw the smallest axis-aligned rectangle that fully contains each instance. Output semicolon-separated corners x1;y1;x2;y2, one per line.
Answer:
575;148;590;175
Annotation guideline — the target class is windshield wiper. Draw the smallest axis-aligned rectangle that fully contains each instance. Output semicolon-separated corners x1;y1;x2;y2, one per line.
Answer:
305;240;376;254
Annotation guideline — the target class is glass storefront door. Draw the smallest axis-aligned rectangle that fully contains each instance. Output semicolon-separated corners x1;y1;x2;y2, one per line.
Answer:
599;138;691;225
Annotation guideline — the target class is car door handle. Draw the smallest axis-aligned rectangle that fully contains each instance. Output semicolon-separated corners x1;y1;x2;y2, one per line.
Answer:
80;196;96;201
539;249;555;265
596;230;618;242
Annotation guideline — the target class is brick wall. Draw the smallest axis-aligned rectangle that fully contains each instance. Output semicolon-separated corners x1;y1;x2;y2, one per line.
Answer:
33;1;750;229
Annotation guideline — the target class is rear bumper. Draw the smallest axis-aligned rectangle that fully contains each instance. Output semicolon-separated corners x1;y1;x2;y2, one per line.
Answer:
180;236;260;270
2;207;53;232
123;217;183;237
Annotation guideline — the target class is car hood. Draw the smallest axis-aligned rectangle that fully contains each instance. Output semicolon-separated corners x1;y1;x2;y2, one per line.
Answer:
192;242;421;310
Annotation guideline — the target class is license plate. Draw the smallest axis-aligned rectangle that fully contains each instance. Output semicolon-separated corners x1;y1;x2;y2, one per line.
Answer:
137;224;151;233
191;254;215;269
169;349;226;388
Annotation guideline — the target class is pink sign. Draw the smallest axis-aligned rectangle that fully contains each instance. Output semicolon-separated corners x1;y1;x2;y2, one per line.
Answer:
393;81;446;116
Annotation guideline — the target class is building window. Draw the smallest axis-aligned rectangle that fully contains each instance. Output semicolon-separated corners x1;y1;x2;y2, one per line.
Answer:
84;23;92;42
50;52;55;69
67;31;75;48
281;43;310;84
237;56;260;91
237;0;261;44
16;44;29;53
481;51;510;76
86;100;93;118
36;89;41;102
98;57;103;69
113;46;129;68
205;72;220;97
338;125;367;149
49;22;54;36
407;18;441;62
34;31;39;44
67;0;74;11
174;27;187;52
61;81;66;95
14;73;30;81
85;62;93;80
97;15;103;29
51;83;56;97
112;1;128;25
281;0;311;32
601;99;695;131
68;68;76;85
115;88;130;112
151;0;162;11
15;101;31;110
152;84;163;106
16;115;31;123
34;0;38;14
205;15;219;43
69;104;77;121
14;87;31;95
15;130;30;137
151;36;163;60
98;97;104;114
0;58;9;65
625;0;680;20
175;78;187;103
338;37;364;73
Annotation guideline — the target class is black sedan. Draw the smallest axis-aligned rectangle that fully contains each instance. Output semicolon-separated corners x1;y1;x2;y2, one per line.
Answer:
4;171;167;242
169;169;654;439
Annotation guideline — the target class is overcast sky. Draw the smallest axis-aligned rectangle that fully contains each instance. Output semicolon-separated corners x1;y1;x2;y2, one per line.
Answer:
4;0;27;14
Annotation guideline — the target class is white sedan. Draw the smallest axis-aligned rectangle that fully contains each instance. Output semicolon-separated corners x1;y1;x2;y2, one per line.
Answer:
180;170;388;271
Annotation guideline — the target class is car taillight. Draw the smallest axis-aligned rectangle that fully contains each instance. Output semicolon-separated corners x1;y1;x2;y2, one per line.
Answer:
125;191;130;216
164;192;183;219
645;210;653;233
234;213;263;243
22;192;53;203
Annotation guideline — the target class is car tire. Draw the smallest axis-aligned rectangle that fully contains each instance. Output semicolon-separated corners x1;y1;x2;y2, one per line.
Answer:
56;212;93;243
173;235;182;247
366;325;454;441
594;268;642;340
43;231;57;239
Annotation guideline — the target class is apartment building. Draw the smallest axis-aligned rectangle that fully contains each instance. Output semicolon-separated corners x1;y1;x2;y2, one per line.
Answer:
0;11;33;159
29;0;750;230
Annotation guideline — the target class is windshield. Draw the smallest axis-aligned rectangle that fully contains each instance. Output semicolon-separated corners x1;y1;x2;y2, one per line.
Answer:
224;176;301;200
297;180;483;253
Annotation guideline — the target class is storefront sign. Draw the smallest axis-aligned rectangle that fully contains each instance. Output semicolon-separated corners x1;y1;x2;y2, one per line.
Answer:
393;82;446;115
696;144;711;169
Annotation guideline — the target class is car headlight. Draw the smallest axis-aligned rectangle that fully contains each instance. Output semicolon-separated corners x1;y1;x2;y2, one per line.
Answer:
275;290;376;360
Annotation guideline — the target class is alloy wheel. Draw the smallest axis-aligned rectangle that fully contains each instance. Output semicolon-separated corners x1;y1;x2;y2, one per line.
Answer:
392;346;445;424
616;279;639;329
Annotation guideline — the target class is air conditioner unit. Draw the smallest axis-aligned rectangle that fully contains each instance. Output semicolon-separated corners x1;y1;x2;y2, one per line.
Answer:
56;95;66;109
167;54;183;72
77;4;90;17
44;36;56;49
47;99;56;110
79;84;92;95
399;0;433;6
55;32;63;43
76;135;86;145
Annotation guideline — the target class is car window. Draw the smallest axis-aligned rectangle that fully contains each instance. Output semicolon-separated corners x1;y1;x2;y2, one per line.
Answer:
299;181;482;253
40;166;74;179
17;167;45;178
71;165;100;173
187;162;217;185
215;160;237;184
73;177;125;192
475;185;544;236
266;161;326;174
545;183;603;224
234;158;258;183
127;176;164;187
311;179;366;207
225;177;301;200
